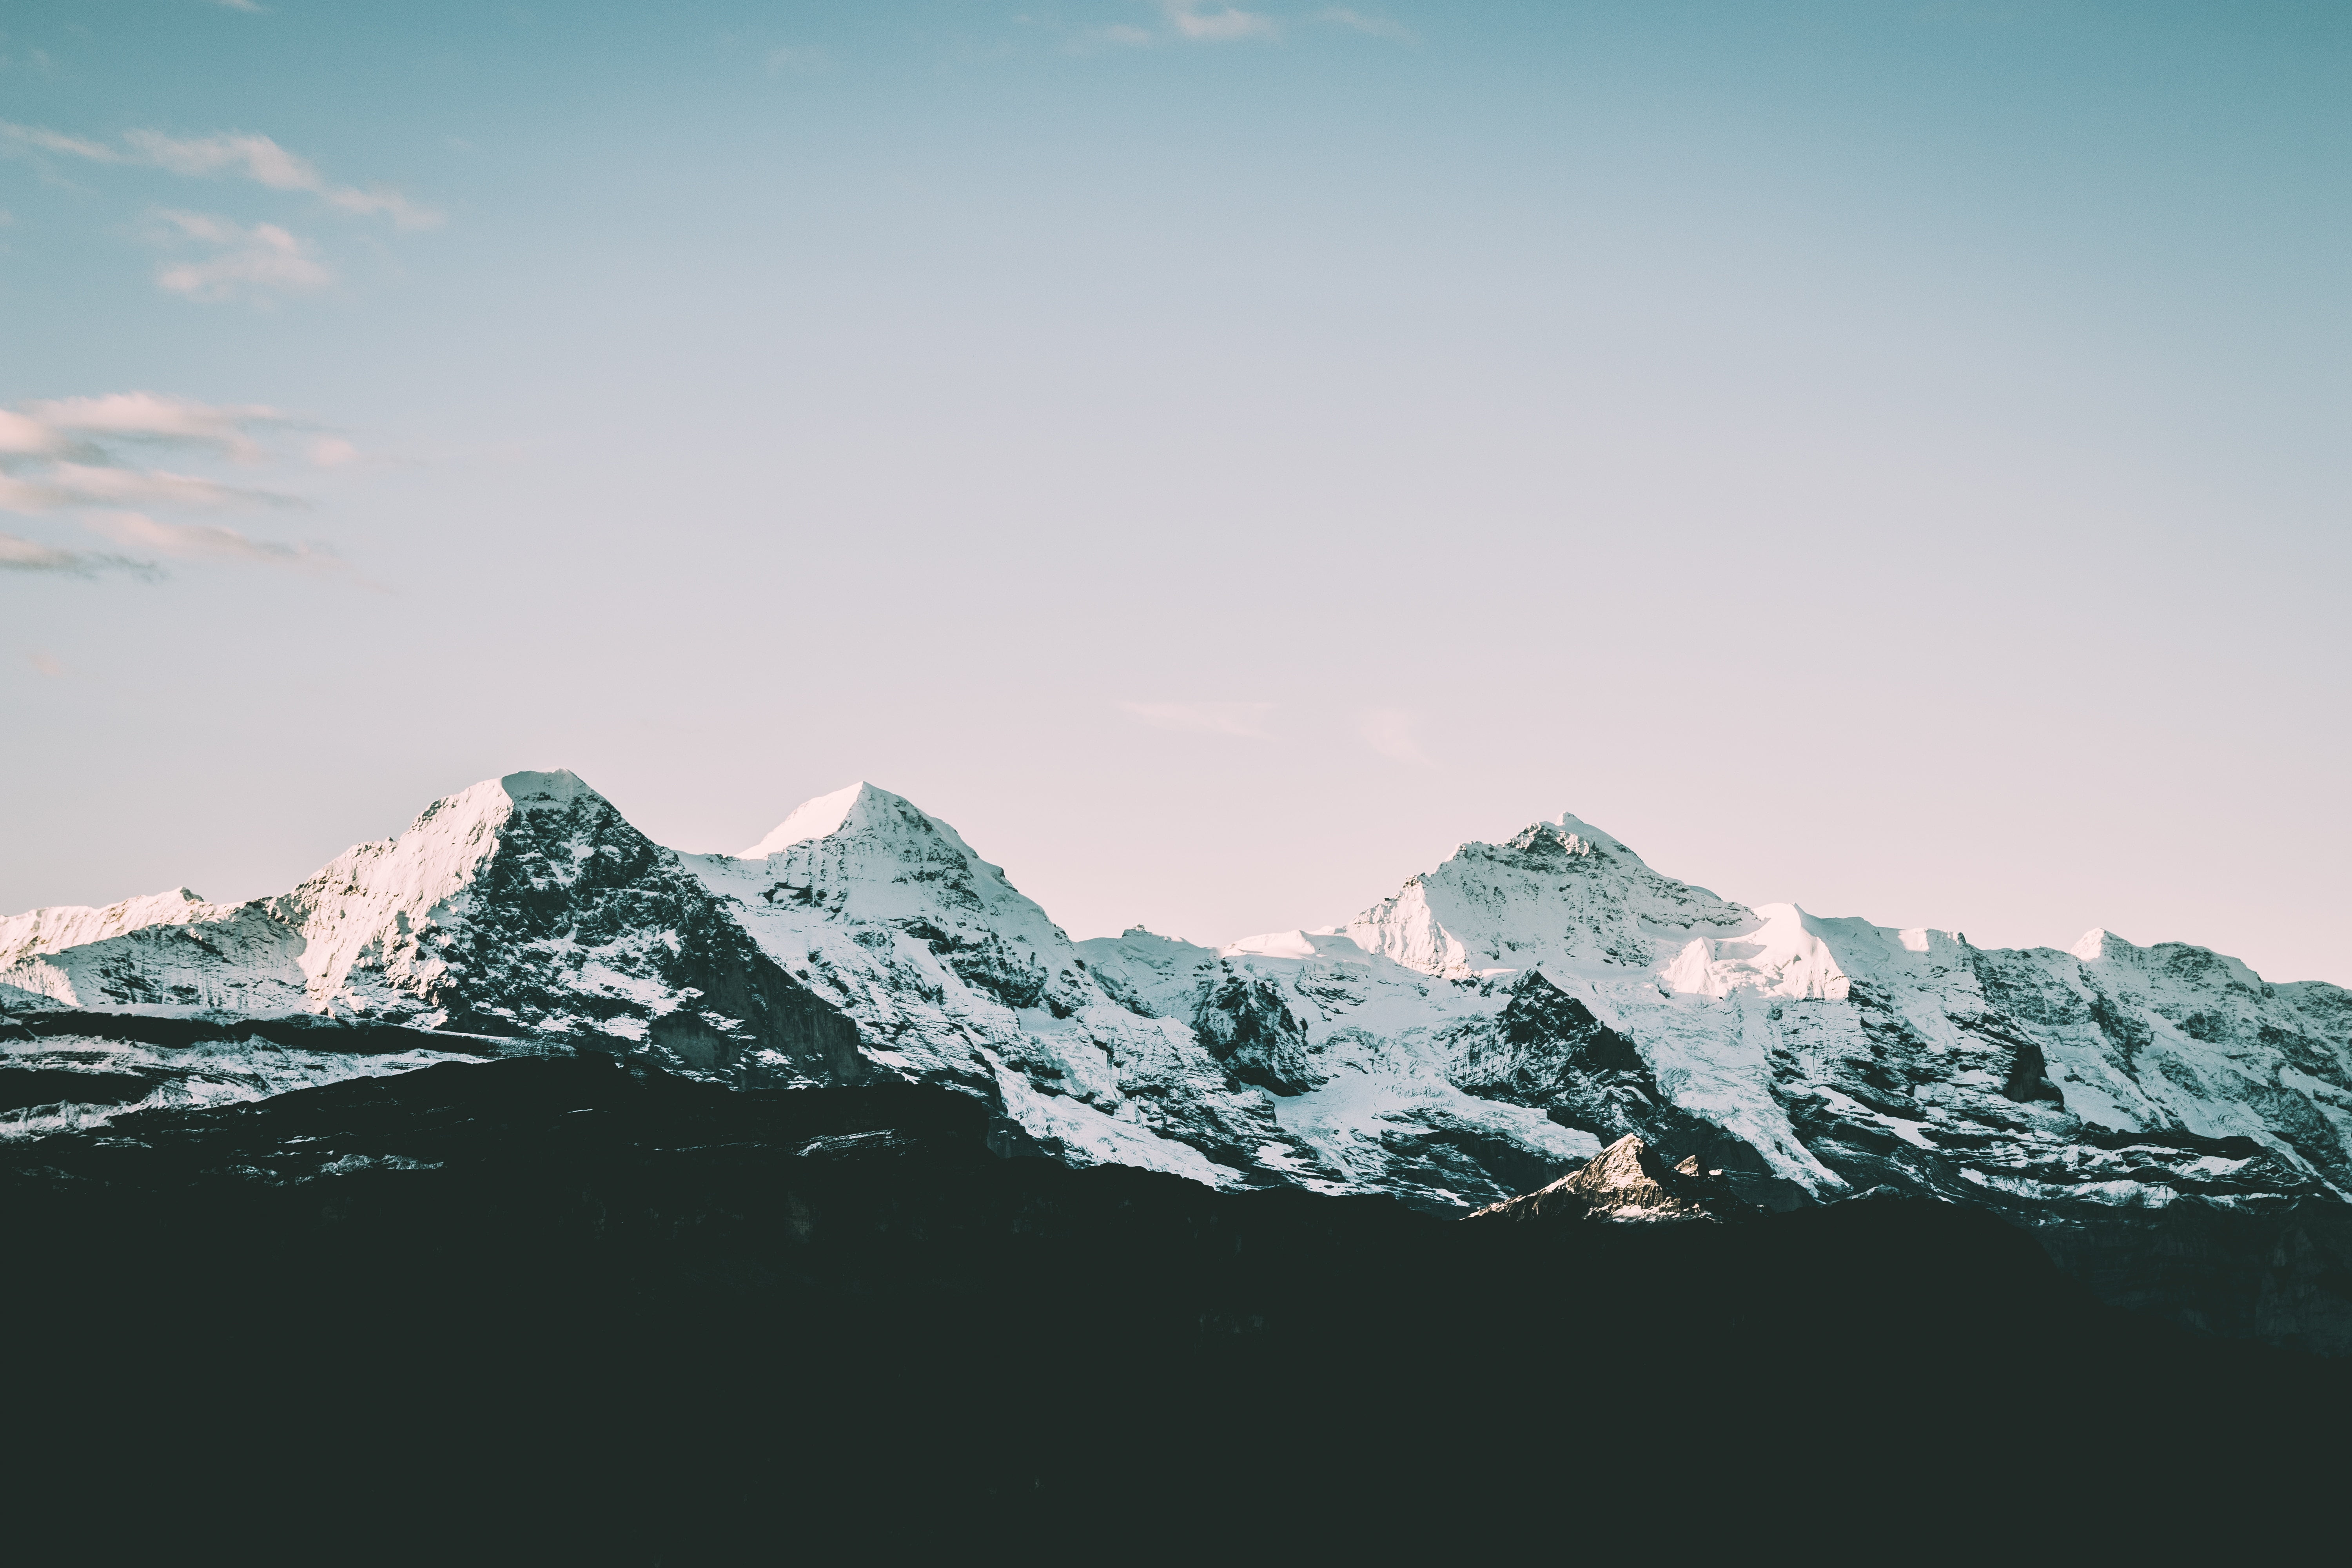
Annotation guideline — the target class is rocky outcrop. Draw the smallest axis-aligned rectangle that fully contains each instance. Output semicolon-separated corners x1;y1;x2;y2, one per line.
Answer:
1466;1133;1753;1224
1192;964;1319;1095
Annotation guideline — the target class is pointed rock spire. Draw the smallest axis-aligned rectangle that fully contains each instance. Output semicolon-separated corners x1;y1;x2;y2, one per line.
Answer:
1465;1133;1752;1225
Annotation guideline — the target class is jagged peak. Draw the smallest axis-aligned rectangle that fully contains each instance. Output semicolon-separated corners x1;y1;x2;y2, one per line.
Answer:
1466;813;1636;867
1337;806;1748;980
2073;928;2131;963
1467;1132;1749;1225
1510;812;1639;862
737;781;934;860
400;769;608;840
1580;1131;1657;1183
722;783;1043;924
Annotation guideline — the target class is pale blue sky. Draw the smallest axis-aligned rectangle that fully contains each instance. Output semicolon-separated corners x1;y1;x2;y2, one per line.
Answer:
2;2;2346;980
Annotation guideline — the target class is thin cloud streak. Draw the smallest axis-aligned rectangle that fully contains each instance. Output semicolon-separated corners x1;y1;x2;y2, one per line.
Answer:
0;395;356;583
22;392;289;459
46;462;302;510
0;122;442;229
1066;5;1278;52
0;465;295;513
82;510;332;570
0;530;162;579
148;211;334;301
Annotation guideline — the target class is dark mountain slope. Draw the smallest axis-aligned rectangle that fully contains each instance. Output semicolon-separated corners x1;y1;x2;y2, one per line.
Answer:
3;1056;2344;1558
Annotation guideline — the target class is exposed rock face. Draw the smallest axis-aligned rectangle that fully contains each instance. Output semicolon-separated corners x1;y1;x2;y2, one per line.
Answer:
1192;964;1319;1096
678;783;1306;1186
9;774;2352;1348
1447;970;1785;1197
0;771;861;1087
1467;1134;1751;1224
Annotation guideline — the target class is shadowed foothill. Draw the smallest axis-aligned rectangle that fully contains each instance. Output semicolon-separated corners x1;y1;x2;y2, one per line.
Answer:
3;1054;2344;1555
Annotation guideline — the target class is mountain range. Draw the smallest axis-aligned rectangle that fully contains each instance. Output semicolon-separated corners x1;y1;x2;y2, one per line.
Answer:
7;766;2350;1348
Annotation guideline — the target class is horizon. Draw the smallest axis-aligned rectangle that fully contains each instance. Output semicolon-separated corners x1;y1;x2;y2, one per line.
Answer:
2;756;2319;981
3;2;2345;982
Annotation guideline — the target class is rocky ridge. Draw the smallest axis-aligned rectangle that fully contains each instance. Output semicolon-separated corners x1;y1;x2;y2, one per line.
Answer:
6;768;2352;1348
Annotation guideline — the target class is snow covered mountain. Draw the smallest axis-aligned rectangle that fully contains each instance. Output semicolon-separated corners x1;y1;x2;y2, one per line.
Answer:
7;771;2350;1255
2;771;858;1131
677;781;1288;1184
1082;815;2352;1221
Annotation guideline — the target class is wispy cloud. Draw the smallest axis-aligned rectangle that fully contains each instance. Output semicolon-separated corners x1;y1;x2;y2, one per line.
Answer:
0;123;443;230
0;530;162;579
82;510;332;569
0;125;115;161
0;464;291;512
0;409;80;458
0;394;352;581
1360;707;1432;764
1078;3;1279;47
30;652;65;675
22;392;289;460
47;461;300;510
1164;2;1279;41
1318;8;1414;43
1120;700;1276;737
147;210;333;301
210;0;265;12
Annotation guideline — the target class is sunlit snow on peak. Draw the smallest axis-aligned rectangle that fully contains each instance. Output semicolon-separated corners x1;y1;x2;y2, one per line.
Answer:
2072;928;2119;962
736;781;893;859
0;886;241;972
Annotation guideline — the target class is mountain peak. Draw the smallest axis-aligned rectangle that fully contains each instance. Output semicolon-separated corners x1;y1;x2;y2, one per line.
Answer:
1466;1133;1749;1224
1514;813;1637;861
2073;928;2127;963
498;769;595;806
737;781;913;860
1336;809;1748;979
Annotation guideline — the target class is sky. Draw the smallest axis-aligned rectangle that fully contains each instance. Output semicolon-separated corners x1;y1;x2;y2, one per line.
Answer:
1;1;2346;982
